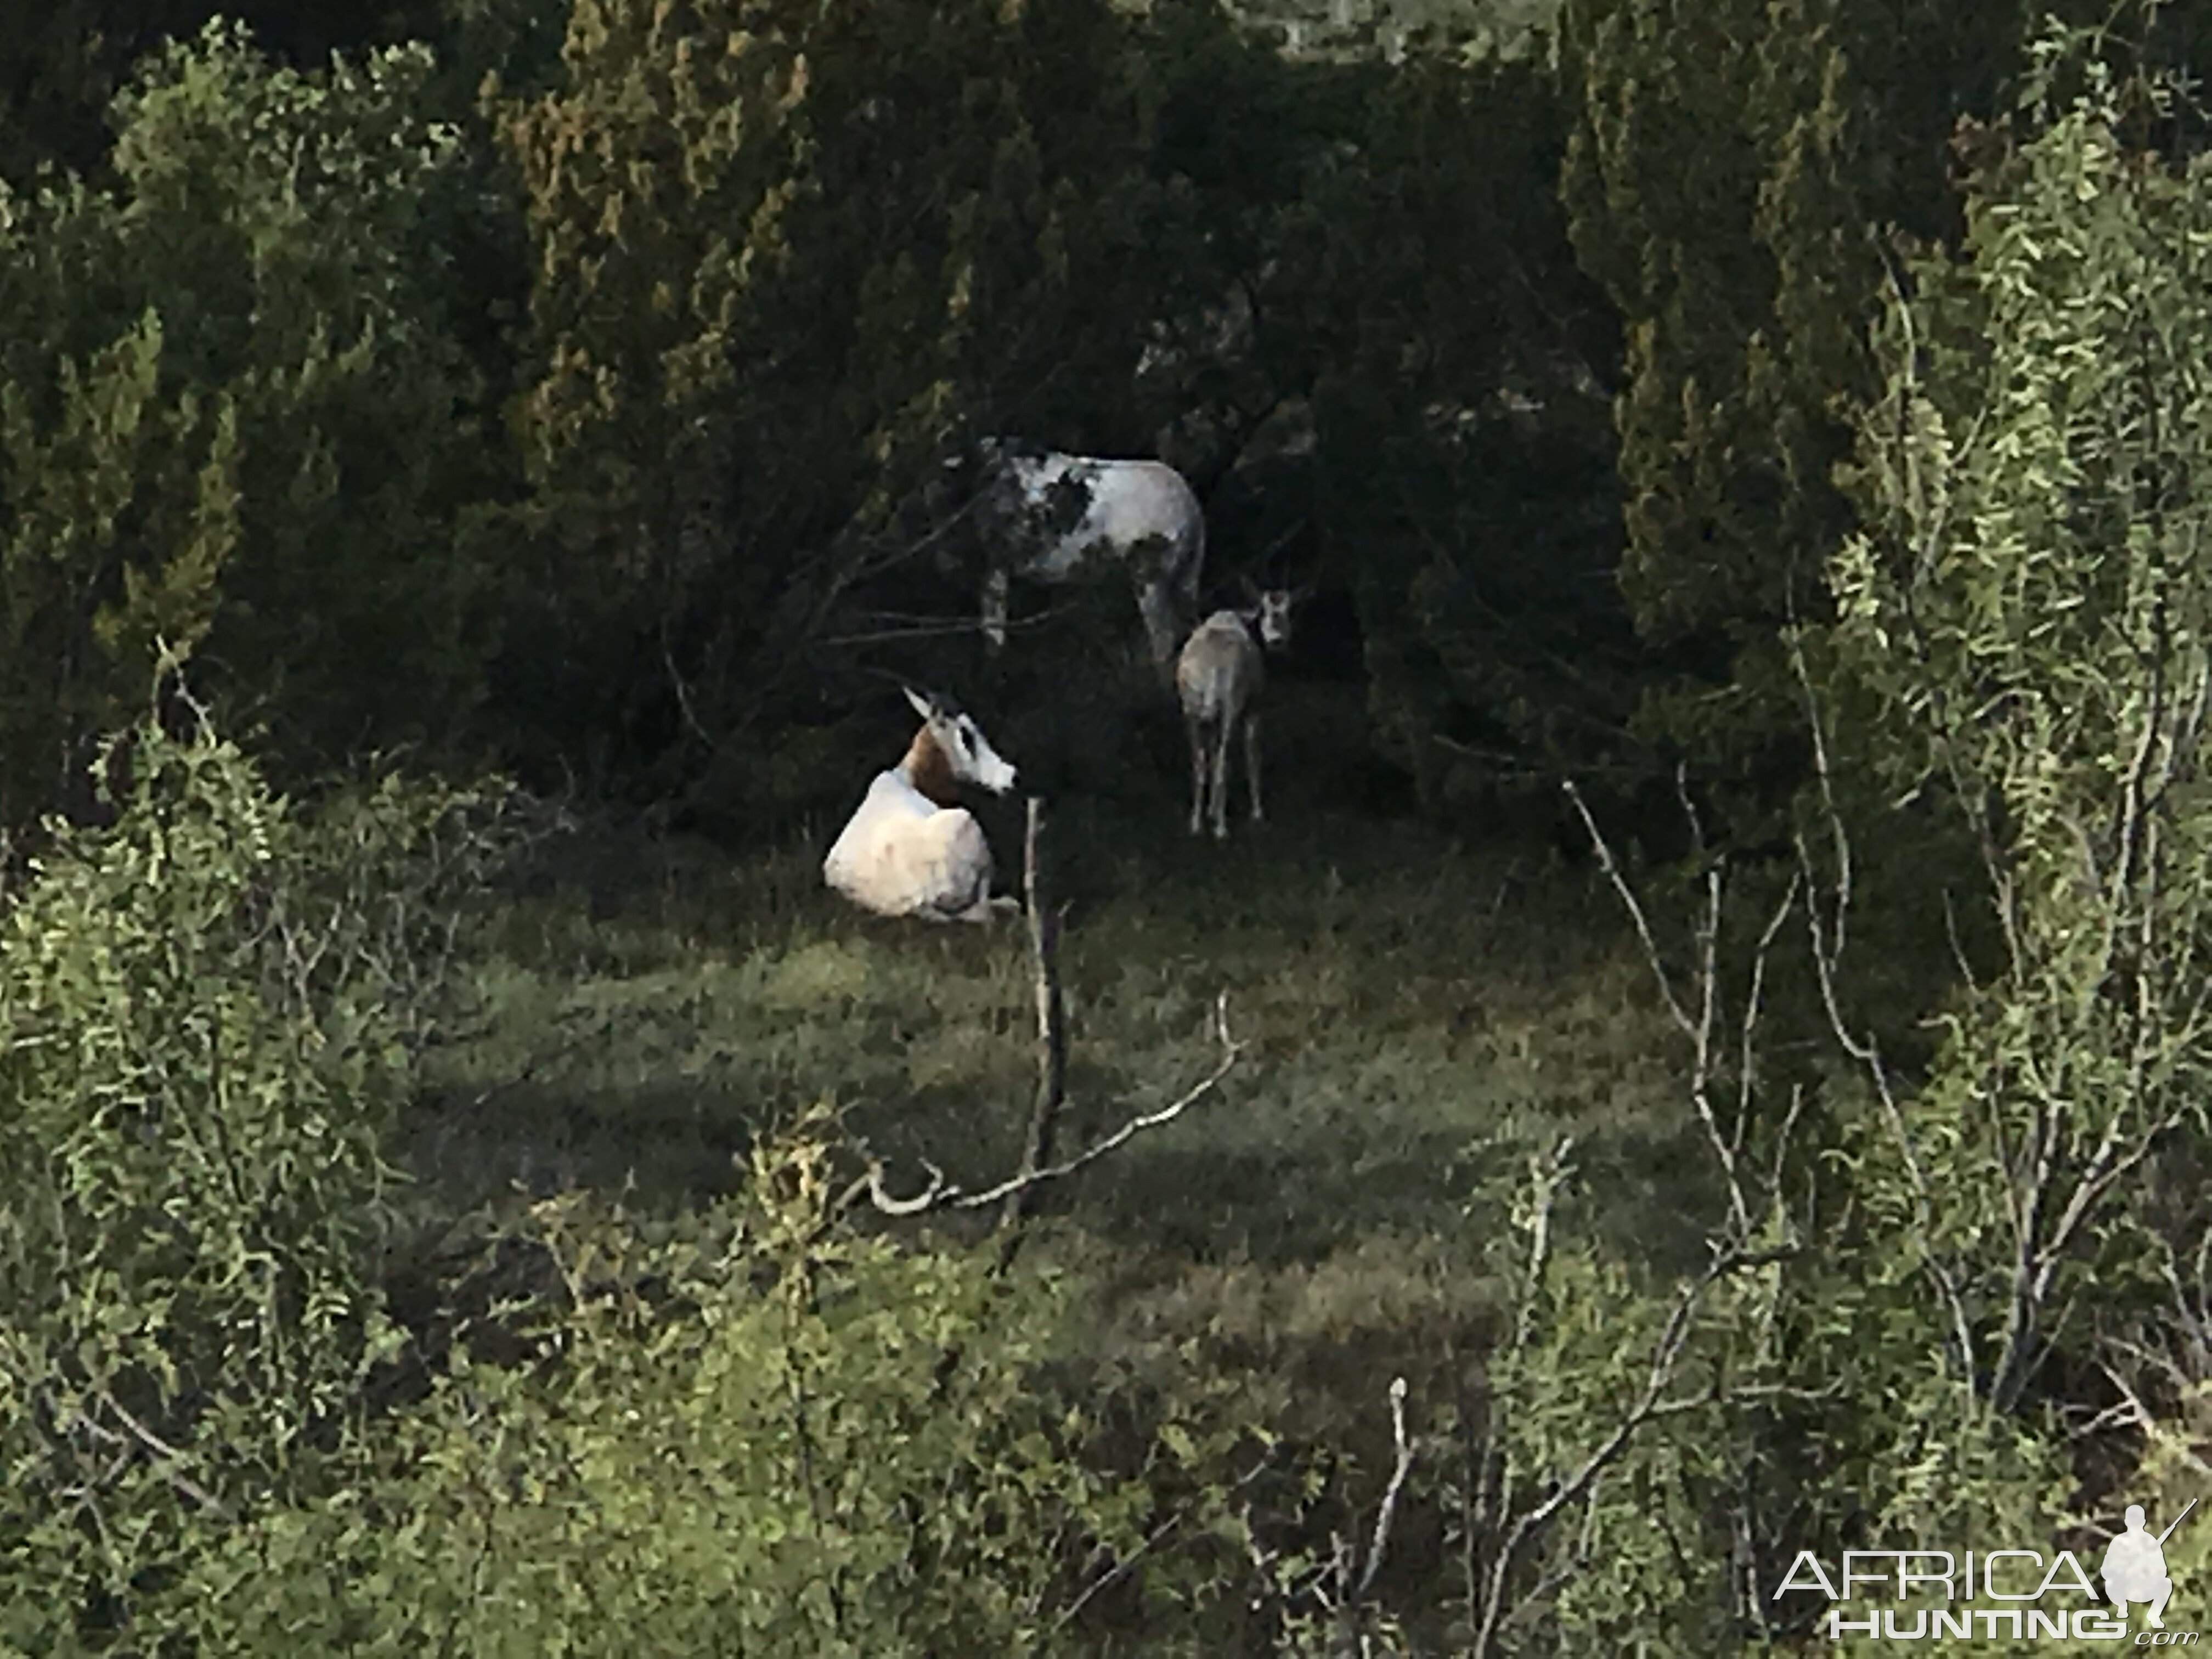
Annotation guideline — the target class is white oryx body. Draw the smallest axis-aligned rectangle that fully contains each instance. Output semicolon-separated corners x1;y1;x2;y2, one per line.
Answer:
1177;588;1294;841
970;442;1206;674
822;688;1018;922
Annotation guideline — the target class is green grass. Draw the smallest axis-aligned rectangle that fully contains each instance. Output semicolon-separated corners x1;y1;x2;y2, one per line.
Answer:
405;742;1718;1328
383;747;1737;1651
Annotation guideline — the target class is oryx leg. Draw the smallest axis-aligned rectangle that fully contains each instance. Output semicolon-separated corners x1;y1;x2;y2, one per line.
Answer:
983;568;1011;653
1137;581;1182;684
1175;527;1205;628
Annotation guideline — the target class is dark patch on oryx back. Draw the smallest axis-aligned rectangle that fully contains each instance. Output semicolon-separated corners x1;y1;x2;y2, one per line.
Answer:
901;722;960;807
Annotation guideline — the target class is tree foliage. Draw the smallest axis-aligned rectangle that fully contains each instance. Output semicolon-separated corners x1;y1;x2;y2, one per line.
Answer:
0;22;501;830
1300;49;1623;803
490;0;1216;765
1529;30;2212;1644
1551;0;2097;826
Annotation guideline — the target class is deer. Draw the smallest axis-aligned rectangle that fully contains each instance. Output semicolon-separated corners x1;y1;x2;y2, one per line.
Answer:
822;686;1020;922
1176;582;1297;841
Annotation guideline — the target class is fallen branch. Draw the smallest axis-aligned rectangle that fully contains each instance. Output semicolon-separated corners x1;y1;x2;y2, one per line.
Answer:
843;993;1242;1218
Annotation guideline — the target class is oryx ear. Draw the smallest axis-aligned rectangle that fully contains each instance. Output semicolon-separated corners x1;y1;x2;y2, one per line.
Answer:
902;685;933;720
1238;572;1262;602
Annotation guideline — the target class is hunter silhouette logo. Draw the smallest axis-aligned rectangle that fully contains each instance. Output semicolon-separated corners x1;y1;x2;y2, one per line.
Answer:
2105;1500;2194;1632
1774;1496;2203;1643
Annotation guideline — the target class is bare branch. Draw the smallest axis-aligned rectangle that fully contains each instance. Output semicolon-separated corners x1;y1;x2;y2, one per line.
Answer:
663;625;715;751
1000;796;1068;1254
78;1395;232;1521
1467;1244;1784;1659
1736;873;1802;1175
1565;777;1787;1240
1050;1513;1186;1635
1355;1376;1415;1601
1562;779;1697;1042
851;1158;951;1216
847;995;1243;1220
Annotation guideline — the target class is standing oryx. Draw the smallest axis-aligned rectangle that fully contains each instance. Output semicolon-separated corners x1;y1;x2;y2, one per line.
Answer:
956;439;1206;680
822;687;1019;922
1176;583;1297;840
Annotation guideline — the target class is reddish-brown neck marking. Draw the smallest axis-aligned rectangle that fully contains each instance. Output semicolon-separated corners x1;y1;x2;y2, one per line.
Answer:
899;722;960;806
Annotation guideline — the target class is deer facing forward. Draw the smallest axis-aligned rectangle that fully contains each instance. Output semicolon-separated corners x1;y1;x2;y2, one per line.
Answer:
1176;584;1295;840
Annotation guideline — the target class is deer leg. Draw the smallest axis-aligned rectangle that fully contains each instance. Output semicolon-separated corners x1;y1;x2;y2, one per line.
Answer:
983;568;1010;653
1187;716;1210;837
1246;709;1263;822
1212;716;1234;840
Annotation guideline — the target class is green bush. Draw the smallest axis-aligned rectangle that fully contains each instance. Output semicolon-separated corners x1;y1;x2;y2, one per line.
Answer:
154;1128;1259;1656
0;704;516;1647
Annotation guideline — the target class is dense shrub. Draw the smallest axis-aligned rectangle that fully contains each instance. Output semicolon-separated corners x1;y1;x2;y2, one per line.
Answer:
0;704;516;1645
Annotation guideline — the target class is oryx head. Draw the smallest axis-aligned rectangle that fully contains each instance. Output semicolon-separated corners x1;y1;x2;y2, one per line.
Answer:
904;686;1017;794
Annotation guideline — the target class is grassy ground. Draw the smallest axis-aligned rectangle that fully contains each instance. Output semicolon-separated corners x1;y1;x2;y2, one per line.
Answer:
404;675;1716;1331
387;679;1734;1644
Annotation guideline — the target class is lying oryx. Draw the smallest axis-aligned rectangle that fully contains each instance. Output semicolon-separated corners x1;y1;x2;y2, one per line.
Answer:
961;439;1206;678
1176;583;1296;840
822;687;1019;922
